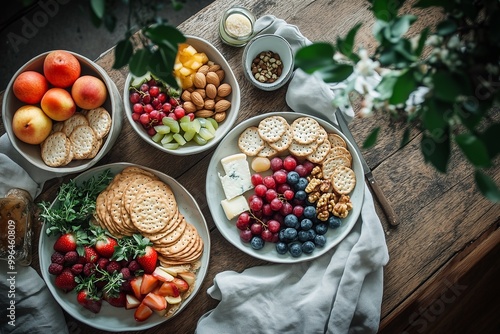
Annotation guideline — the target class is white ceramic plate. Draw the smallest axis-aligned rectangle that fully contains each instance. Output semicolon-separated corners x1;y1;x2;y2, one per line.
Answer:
39;162;211;332
206;112;364;263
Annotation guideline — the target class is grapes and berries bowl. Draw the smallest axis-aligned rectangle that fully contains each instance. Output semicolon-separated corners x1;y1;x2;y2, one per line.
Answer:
206;112;365;263
38;163;210;331
123;35;241;156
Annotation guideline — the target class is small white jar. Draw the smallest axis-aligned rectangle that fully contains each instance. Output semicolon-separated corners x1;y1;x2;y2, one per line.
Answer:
219;6;256;47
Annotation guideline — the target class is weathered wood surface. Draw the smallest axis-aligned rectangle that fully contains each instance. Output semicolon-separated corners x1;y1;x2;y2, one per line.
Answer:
1;0;498;333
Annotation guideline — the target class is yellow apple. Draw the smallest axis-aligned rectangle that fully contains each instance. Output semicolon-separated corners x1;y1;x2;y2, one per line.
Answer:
41;87;76;121
12;105;53;145
71;75;107;110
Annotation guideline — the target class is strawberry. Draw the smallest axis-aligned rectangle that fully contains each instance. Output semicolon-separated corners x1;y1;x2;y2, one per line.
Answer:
77;289;102;314
55;268;77;292
94;234;118;258
84;246;100;264
130;276;144;300
140;274;159;295
137;246;158;274
157;281;180;297
104;291;126;308
134;303;153;322
53;233;77;253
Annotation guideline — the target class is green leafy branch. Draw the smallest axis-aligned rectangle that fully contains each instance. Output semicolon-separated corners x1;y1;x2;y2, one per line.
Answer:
295;0;500;202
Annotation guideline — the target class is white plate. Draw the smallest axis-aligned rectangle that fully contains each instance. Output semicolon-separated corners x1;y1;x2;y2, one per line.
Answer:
206;112;364;263
39;162;211;332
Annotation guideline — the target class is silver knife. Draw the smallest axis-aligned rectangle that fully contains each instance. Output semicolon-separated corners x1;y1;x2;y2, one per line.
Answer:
336;112;399;227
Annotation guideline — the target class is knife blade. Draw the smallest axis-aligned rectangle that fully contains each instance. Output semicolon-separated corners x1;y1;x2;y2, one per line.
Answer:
335;112;399;227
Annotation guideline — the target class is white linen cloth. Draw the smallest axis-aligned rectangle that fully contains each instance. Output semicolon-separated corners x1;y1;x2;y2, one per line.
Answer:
195;15;389;334
0;137;69;333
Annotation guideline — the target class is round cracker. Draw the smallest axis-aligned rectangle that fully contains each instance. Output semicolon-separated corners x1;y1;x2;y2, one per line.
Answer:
129;190;174;234
331;166;356;194
288;139;318;157
307;139;331;163
41;131;71;167
328;133;346;148
322;155;352;179
290;117;320;144
69;125;97;159
86;107;111;139
62;113;89;137
238;126;264;156
257;115;288;143
268;127;292;152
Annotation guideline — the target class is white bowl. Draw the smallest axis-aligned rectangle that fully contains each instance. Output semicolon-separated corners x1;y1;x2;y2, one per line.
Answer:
123;35;241;156
2;50;123;174
242;34;294;91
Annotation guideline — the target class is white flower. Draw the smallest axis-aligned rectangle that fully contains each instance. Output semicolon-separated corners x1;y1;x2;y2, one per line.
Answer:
447;35;460;49
354;49;380;77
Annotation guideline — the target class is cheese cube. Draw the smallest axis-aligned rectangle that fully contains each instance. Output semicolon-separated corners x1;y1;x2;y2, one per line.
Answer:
218;153;253;199
221;195;250;220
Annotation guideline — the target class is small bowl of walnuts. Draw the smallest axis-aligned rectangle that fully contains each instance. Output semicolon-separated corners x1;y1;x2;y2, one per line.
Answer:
242;34;294;91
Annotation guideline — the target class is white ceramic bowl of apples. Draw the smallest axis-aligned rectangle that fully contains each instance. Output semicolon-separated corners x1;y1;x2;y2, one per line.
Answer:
123;35;241;156
2;50;123;174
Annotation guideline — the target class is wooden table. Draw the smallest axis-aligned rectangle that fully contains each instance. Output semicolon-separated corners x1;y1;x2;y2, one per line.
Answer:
1;0;499;333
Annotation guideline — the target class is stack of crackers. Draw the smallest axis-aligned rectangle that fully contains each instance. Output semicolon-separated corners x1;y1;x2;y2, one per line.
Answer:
238;115;356;195
94;166;204;266
41;107;111;167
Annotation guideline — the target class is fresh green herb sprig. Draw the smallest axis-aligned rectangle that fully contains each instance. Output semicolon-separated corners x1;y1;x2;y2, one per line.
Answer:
38;169;114;236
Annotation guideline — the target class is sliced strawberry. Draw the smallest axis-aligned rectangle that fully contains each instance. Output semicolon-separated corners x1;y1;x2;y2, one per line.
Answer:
55;268;77;292
130;276;144;300
140;274;159;295
126;294;141;310
142;292;167;311
152;266;174;282
53;233;77;253
171;277;189;293
77;289;102;314
137;246;158;274
156;281;180;297
134;303;153;322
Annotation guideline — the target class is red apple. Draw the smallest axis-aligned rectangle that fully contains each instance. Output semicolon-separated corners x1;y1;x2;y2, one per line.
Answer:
11;105;52;145
41;88;76;121
71;75;107;110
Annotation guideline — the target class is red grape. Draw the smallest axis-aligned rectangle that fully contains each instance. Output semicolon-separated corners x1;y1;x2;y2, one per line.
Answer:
265;189;278;202
262;203;273;216
149;86;160;97
283;189;295;201
251;173;263;186
144;104;154;113
295;164;308;177
270;157;283;171
162;102;172;112
261;229;274;242
249;196;263;211
292;205;304;217
267;220;281;233
263;176;276;189
240;229;253;242
133;103;143;114
129;92;140;104
158;92;167;103
283;155;297;171
250;222;263;235
254;184;267;197
273;170;287;184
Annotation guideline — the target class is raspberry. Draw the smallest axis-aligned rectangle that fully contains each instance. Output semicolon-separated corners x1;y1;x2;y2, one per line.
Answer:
48;263;63;275
51;251;65;265
120;267;132;280
64;251;78;265
128;260;140;272
106;261;121;274
71;263;83;275
120;280;132;292
97;257;109;270
83;262;96;277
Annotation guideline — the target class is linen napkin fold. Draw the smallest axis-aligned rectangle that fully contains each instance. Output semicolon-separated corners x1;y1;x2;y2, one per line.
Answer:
195;15;389;334
0;135;69;334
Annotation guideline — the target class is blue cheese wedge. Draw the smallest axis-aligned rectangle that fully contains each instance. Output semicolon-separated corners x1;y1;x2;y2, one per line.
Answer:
221;195;250;220
219;153;253;200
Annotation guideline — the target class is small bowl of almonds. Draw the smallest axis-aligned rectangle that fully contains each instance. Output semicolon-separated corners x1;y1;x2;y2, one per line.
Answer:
242;34;294;91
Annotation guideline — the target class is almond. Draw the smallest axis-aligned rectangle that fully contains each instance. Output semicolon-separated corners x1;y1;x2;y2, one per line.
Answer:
181;90;191;102
195;109;215;118
205;84;217;99
191;91;205;107
198;65;210;75
214;111;226;123
195;88;206;99
208;64;221;72
183;101;197;113
206;72;220;87
215;99;231;113
193;72;206;89
215;69;225;82
217;83;232;97
204;99;215;110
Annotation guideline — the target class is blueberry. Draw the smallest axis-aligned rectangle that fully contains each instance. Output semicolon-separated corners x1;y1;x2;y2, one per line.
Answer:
286;171;300;185
301;241;315;254
328;215;342;229
276;242;288;254
314;234;326;247
298;230;310;242
315;223;328;235
288;242;303;257
306;229;317;240
300;218;313;230
284;214;299;228
294;177;308;191
250;236;265;250
283;227;298;240
294;190;307;201
279;229;287;242
303;206;316;219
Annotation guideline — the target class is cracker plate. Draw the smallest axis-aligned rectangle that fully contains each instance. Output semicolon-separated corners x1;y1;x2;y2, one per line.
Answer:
206;112;364;264
39;162;210;332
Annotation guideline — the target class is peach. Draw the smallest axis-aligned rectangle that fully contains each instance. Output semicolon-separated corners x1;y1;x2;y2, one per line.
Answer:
12;71;49;104
71;75;107;110
43;50;81;88
12;105;52;145
41;88;76;121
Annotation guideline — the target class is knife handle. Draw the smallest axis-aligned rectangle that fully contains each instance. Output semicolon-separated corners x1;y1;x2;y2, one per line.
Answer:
367;178;399;227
